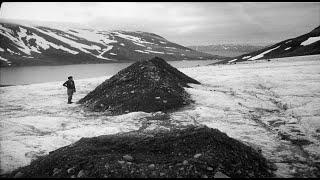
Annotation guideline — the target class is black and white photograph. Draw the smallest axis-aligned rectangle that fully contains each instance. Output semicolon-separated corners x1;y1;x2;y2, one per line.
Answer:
0;2;320;178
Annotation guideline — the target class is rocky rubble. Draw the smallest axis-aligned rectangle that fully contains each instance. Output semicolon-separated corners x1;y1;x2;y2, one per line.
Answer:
78;57;200;115
6;126;276;178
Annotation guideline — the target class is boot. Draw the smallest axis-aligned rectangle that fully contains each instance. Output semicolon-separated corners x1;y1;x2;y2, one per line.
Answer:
68;96;73;104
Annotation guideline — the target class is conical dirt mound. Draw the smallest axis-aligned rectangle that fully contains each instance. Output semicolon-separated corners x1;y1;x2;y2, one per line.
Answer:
6;126;275;178
78;57;200;114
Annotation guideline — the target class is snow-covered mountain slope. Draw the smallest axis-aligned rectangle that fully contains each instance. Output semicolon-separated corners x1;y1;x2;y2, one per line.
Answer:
213;26;320;64
0;22;221;67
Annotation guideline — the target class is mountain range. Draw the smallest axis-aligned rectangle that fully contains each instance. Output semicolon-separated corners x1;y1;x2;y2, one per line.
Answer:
188;44;266;57
0;21;222;67
212;25;320;64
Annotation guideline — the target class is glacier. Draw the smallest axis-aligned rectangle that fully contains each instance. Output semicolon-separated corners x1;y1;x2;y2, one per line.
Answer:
1;55;320;177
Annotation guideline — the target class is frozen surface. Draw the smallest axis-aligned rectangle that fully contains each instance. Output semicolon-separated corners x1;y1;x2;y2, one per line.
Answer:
1;55;320;177
179;55;320;177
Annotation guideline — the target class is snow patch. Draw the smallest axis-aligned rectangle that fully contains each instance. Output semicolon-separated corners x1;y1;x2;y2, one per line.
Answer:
228;59;237;63
300;36;320;46
6;49;19;55
0;25;79;55
113;31;155;45
18;27;79;55
242;56;251;59
22;56;34;58
29;26;99;55
96;46;113;60
134;50;149;54
165;47;176;49
0;47;4;52
248;46;280;60
56;27;117;45
0;56;9;62
132;42;146;47
145;50;165;54
109;53;117;56
0;26;33;55
285;47;291;51
0;56;11;65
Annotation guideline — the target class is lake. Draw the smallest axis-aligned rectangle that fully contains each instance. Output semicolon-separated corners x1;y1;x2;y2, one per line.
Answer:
0;60;218;85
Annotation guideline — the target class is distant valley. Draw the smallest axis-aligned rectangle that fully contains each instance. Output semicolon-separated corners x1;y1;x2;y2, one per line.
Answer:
188;44;266;57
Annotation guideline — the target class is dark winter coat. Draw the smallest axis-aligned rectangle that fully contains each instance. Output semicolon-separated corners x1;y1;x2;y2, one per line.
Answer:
63;80;76;90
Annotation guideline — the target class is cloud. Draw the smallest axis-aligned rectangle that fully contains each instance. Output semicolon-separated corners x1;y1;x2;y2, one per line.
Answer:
0;2;319;46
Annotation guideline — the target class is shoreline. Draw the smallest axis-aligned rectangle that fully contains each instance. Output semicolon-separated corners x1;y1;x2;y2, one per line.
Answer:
0;58;219;69
0;59;219;86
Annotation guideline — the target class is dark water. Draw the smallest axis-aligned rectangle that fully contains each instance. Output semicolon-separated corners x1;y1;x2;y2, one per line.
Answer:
0;60;217;85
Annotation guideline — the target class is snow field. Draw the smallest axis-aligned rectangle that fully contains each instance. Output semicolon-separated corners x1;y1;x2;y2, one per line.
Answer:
1;55;320;177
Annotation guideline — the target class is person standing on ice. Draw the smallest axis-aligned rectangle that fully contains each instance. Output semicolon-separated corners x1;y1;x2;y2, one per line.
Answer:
63;76;76;104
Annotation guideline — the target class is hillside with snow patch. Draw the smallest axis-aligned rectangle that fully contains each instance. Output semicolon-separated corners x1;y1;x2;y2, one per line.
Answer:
0;21;222;67
213;25;320;64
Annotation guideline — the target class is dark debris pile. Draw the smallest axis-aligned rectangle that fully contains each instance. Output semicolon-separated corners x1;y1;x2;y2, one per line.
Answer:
78;57;200;115
7;126;276;178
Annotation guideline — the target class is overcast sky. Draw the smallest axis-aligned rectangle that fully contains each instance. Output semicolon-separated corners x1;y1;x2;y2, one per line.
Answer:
1;2;319;46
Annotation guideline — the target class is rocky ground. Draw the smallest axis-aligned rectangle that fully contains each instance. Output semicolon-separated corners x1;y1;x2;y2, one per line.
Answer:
5;126;275;178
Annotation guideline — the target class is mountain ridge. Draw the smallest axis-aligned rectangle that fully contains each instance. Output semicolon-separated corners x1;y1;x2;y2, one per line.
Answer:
212;25;320;64
188;44;266;52
0;21;223;67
